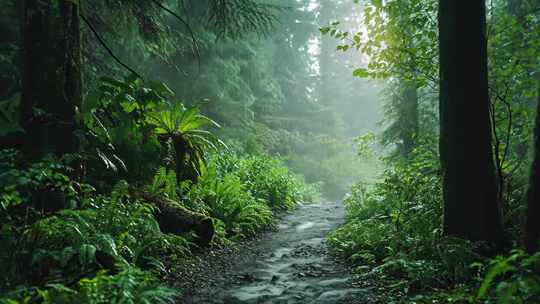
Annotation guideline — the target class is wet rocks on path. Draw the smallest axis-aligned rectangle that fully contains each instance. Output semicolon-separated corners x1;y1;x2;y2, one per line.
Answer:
176;201;378;304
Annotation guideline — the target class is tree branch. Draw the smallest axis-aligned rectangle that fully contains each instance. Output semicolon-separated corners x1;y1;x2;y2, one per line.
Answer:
80;14;143;80
149;0;201;71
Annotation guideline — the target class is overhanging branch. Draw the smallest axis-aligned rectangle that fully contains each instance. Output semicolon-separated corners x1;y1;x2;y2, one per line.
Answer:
149;0;201;70
80;14;144;80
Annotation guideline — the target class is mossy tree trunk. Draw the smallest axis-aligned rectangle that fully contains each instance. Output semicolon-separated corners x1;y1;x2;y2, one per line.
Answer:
138;192;214;246
438;0;504;244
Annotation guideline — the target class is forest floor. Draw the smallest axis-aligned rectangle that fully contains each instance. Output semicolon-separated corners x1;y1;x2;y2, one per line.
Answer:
173;201;380;304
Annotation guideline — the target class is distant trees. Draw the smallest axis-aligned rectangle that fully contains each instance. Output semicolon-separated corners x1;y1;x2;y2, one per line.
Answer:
320;0;438;158
438;0;503;244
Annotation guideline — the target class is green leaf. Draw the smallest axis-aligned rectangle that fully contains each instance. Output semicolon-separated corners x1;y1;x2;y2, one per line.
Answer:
95;234;118;257
353;68;369;78
79;244;97;266
371;0;382;8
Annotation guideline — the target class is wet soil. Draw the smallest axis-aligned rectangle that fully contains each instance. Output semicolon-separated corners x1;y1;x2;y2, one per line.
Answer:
178;201;378;304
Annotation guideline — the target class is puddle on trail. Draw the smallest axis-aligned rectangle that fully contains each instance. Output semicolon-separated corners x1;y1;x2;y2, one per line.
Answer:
187;201;374;304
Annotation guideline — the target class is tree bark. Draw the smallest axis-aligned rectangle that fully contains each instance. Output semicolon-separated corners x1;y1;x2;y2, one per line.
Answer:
172;134;199;183
21;0;82;159
438;0;504;244
525;80;540;252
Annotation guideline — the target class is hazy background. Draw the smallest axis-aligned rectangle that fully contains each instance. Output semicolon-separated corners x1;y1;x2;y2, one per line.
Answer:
0;0;385;199
141;0;385;199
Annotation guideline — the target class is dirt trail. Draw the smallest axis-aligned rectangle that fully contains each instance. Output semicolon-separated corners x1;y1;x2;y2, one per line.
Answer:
182;201;377;304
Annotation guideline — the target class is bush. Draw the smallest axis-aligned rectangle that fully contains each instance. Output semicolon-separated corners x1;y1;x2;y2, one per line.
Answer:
1;265;178;304
477;250;540;303
0;142;319;302
182;152;319;238
0;151;186;303
188;163;273;238
329;137;540;303
236;155;318;211
328;140;485;300
144;151;319;240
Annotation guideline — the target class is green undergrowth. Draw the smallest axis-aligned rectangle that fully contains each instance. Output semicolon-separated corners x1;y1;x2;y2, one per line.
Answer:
182;152;320;239
328;140;540;303
0;149;319;303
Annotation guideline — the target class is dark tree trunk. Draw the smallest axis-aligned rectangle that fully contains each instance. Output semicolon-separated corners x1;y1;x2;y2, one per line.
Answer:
21;0;83;212
525;81;540;252
172;134;198;183
21;0;82;159
438;0;504;244
0;1;24;150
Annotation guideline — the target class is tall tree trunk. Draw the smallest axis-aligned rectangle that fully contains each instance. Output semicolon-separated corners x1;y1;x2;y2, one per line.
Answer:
21;0;83;212
21;0;82;159
438;0;503;244
0;1;24;150
525;80;540;252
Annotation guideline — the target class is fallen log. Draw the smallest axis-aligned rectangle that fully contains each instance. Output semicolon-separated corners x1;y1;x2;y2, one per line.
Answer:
137;192;214;247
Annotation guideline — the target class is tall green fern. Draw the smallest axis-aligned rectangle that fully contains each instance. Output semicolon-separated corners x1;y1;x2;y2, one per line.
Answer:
149;167;178;201
190;164;273;237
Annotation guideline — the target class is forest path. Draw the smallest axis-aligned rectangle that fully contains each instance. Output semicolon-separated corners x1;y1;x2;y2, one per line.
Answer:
182;201;377;304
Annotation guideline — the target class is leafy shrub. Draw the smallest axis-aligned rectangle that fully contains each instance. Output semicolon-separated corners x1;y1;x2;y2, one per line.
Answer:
83;76;169;190
1;265;178;304
0;152;187;302
329;136;540;303
236;155;316;211
0;150;89;212
77;266;178;304
328;139;483;299
188;164;273;238
176;152;319;238
143;150;319;240
477;250;540;303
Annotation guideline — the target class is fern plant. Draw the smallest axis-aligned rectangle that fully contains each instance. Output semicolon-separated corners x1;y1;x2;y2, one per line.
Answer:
149;167;179;201
189;164;273;237
146;102;224;183
78;266;178;304
0;266;179;304
236;155;300;211
477;250;540;303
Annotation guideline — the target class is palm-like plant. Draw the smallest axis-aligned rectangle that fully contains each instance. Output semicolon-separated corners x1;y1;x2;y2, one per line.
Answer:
146;102;224;182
